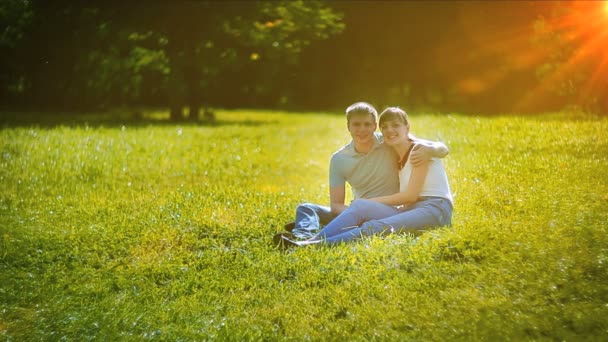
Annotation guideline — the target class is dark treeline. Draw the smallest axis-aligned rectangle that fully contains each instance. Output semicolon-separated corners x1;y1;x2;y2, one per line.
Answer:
1;1;607;117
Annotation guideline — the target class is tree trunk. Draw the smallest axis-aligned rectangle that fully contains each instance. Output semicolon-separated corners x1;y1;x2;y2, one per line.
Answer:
600;95;608;116
167;57;185;121
165;29;186;122
184;45;201;122
188;104;200;121
170;105;183;121
601;83;608;116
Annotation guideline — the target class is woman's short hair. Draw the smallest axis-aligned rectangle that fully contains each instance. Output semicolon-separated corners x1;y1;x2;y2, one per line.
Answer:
379;107;409;127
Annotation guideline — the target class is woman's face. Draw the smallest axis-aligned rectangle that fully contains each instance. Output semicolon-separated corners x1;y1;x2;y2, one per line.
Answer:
380;118;409;146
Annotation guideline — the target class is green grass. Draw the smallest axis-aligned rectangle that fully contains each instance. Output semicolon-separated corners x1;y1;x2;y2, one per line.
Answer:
1;109;607;340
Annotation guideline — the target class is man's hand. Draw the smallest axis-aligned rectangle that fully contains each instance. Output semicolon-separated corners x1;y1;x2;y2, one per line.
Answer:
409;144;434;166
330;203;349;215
409;141;449;166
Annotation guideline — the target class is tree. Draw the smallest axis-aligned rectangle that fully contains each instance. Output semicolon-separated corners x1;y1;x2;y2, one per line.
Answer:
97;1;344;120
532;1;608;114
7;1;343;116
11;1;115;110
0;0;33;105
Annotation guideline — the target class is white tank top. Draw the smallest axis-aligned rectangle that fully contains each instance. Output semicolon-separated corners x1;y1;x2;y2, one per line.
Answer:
399;152;453;206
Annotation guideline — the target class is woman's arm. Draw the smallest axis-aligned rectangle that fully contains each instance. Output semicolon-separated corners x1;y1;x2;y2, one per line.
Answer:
370;160;430;206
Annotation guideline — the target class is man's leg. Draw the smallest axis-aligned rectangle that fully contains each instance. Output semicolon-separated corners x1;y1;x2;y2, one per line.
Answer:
291;202;337;239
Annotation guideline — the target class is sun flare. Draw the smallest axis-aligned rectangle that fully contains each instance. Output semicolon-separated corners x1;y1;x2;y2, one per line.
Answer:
515;1;608;111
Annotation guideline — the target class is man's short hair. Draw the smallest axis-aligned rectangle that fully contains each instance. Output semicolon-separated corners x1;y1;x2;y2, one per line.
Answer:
346;102;378;123
379;107;410;127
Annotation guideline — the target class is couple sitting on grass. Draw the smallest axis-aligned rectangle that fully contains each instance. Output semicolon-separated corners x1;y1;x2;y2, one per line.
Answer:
274;102;453;249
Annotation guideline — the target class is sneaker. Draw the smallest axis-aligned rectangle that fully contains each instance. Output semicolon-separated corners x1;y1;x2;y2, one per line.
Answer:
272;231;295;248
282;236;324;248
283;221;296;232
279;235;301;249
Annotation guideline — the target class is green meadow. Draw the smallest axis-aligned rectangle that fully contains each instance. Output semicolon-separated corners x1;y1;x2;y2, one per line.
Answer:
1;110;607;341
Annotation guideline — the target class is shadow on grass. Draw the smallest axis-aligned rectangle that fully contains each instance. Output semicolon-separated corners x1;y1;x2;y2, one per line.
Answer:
0;110;278;129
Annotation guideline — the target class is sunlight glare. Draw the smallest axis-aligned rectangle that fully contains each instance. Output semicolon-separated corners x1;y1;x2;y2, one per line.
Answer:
514;1;608;112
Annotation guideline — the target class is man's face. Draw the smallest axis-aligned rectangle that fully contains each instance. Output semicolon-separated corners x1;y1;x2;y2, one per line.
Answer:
347;114;377;145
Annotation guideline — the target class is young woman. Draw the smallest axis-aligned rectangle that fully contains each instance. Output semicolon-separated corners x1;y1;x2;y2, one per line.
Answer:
281;107;453;247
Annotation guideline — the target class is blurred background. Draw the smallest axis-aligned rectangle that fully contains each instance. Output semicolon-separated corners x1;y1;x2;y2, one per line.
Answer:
1;0;607;119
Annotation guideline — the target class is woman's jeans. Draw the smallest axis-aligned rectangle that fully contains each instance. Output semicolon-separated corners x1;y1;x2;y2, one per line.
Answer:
316;197;452;245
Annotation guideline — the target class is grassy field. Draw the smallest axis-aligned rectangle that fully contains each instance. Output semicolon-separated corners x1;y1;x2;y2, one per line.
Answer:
1;109;607;340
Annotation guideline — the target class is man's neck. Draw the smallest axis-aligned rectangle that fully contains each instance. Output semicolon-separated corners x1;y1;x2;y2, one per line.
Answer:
354;140;375;154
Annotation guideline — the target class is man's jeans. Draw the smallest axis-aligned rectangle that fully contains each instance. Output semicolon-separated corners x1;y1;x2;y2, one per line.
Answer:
316;197;452;244
292;203;338;239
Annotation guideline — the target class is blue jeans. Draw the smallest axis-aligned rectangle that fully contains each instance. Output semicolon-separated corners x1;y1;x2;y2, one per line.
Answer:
316;197;452;245
292;202;338;239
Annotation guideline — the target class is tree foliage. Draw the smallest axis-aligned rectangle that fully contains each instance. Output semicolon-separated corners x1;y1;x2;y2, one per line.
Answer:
532;2;608;113
3;1;343;118
0;0;33;102
2;1;606;115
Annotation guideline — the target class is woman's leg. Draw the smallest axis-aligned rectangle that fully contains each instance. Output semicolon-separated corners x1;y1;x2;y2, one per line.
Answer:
323;198;452;244
314;199;400;239
362;197;452;236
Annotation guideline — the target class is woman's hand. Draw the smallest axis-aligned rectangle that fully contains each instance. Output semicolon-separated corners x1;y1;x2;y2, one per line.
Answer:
370;159;431;206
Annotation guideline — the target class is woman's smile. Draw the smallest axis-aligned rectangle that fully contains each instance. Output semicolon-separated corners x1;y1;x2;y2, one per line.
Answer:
381;120;408;145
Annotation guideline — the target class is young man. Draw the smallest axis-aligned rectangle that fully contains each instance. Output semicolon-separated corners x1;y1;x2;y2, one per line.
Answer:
274;102;448;243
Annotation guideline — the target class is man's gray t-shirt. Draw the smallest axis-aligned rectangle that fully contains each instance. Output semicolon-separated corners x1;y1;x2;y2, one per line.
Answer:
329;133;400;200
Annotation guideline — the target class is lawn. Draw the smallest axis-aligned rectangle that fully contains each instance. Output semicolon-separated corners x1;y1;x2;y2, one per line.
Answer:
1;109;607;340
